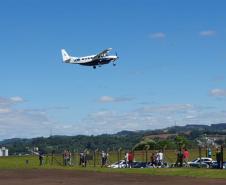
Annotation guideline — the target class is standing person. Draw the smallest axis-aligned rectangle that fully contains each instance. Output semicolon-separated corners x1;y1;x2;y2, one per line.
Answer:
158;150;164;167
150;152;156;167
207;148;212;158
124;152;129;168
156;151;160;167
216;147;221;169
65;150;70;166
68;151;72;166
39;150;44;166
79;151;84;166
101;151;106;167
128;151;134;168
63;150;67;166
175;149;183;167
82;151;87;167
183;148;190;167
105;152;109;166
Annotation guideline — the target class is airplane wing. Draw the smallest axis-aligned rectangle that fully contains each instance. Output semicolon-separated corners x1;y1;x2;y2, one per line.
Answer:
92;48;112;60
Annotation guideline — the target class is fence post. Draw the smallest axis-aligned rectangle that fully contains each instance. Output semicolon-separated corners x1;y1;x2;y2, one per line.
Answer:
118;148;121;168
145;145;150;163
93;150;96;167
94;149;98;167
163;145;166;165
221;145;224;169
73;150;76;166
51;150;54;165
199;146;202;168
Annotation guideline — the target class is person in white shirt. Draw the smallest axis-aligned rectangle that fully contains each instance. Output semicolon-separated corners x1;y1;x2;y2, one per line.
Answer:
157;150;163;166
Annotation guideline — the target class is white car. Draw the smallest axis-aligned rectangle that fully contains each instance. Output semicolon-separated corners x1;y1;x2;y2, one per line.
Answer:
188;157;216;168
108;160;127;168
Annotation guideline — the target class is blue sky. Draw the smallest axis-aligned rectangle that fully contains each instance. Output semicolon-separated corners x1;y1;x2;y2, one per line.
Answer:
1;0;226;140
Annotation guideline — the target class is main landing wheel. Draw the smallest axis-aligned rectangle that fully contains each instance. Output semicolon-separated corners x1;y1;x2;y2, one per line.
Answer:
93;66;96;69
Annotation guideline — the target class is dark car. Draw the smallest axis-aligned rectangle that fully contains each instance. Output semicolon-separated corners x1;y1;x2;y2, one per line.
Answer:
210;162;226;169
132;162;148;168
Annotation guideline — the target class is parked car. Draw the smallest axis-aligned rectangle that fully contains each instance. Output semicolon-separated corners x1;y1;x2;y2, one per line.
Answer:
188;157;216;168
146;162;169;168
132;162;148;168
108;160;127;168
210;161;226;169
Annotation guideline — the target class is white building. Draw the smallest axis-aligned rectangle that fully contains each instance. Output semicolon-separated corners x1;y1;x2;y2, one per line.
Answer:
0;147;9;157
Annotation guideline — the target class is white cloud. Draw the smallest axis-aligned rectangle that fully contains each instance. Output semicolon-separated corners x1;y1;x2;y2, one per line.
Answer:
0;108;11;114
98;96;133;103
67;104;226;135
10;96;24;102
99;96;114;103
209;88;226;97
0;96;65;140
149;32;166;39
140;104;194;113
199;30;216;37
0;96;24;107
1;95;226;140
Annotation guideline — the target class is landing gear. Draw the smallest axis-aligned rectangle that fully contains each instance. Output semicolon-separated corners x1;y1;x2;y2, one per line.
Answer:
93;66;96;69
113;63;116;66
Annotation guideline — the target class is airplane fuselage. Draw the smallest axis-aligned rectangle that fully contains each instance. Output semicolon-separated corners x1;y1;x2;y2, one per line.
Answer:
61;48;119;68
66;55;118;66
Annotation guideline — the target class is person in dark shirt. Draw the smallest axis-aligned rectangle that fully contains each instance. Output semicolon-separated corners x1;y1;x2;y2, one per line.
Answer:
175;149;183;167
216;148;221;169
39;151;44;166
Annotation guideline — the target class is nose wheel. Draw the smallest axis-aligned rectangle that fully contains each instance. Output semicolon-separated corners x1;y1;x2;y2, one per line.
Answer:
113;63;116;66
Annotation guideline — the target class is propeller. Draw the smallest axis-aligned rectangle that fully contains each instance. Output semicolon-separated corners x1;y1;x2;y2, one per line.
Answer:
115;52;119;60
113;52;118;66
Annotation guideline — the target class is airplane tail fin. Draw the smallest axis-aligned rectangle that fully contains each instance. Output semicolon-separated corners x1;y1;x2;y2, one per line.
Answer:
61;49;71;62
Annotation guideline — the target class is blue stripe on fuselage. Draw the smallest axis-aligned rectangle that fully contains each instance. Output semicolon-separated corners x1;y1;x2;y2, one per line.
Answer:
79;59;112;66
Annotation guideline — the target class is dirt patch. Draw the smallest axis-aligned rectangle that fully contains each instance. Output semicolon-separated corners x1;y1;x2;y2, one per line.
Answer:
0;169;225;185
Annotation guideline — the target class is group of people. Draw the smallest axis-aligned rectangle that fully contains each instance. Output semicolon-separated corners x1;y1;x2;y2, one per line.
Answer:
124;151;134;168
175;148;190;167
63;150;72;166
175;147;223;168
38;147;223;169
101;151;109;167
150;150;164;167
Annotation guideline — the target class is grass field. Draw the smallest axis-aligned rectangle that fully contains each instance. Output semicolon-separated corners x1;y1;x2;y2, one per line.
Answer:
0;152;226;179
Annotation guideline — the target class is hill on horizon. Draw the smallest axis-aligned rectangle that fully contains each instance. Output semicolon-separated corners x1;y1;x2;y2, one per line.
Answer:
1;123;226;155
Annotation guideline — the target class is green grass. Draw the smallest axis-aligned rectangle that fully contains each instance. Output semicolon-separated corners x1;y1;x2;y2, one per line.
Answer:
1;152;226;179
86;167;226;179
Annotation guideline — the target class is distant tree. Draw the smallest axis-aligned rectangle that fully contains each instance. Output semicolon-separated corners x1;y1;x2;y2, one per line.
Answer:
174;135;188;148
133;138;157;150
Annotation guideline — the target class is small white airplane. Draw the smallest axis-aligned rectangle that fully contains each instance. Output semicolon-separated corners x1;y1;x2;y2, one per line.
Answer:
61;48;119;69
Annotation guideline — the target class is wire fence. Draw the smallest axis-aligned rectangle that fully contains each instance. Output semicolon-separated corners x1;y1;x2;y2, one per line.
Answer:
0;147;224;169
46;147;225;167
